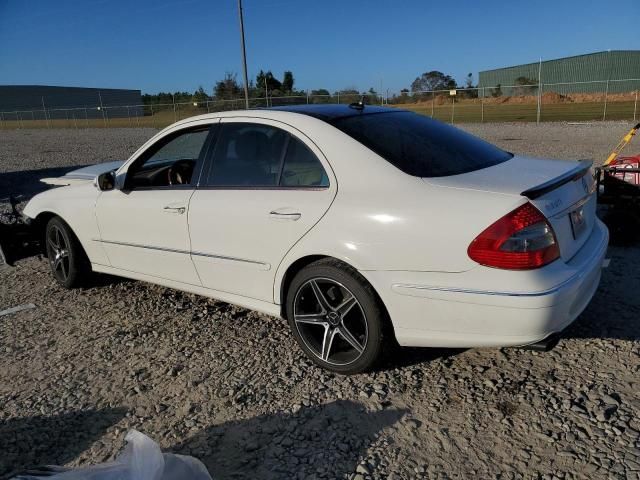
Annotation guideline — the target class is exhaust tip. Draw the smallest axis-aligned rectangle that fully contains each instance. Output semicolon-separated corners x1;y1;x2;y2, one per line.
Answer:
520;333;560;352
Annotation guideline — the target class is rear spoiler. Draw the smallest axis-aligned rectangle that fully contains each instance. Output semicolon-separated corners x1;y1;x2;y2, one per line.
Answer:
521;159;593;200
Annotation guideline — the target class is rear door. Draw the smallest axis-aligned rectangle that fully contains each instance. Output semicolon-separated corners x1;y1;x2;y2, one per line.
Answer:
188;117;336;302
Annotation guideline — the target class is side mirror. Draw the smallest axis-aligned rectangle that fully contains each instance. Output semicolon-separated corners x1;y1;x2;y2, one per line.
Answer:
96;170;117;191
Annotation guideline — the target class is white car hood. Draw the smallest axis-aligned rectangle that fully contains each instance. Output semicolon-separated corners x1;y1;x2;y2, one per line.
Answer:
41;161;124;186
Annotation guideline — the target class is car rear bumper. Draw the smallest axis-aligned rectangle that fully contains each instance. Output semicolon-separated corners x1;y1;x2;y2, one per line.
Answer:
362;218;609;348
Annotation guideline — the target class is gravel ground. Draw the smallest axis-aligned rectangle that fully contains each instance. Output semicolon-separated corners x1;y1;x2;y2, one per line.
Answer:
1;123;639;479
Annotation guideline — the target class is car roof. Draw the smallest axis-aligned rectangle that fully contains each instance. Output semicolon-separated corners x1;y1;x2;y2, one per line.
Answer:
169;104;405;131
268;104;405;121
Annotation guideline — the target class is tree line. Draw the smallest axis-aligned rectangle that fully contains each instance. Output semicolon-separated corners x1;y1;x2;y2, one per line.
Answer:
141;69;538;106
141;70;384;106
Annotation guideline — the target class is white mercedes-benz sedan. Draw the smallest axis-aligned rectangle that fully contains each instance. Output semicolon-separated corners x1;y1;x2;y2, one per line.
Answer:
23;105;608;373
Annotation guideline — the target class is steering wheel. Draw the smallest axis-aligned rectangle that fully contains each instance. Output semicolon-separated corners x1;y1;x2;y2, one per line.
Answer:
167;160;193;186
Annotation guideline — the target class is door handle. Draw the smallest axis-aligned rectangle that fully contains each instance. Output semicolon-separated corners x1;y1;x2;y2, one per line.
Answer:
269;211;301;221
164;206;186;214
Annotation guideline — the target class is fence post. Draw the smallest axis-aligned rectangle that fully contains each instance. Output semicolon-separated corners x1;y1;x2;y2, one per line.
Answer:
536;58;542;124
431;91;434;118
0;111;3;129
603;79;609;121
42;97;50;128
306;89;309;104
98;92;106;127
536;82;543;124
481;87;485;123
84;107;89;128
173;97;177;123
634;89;638;122
18;112;24;129
337;92;340;104
451;96;455;124
150;104;155;128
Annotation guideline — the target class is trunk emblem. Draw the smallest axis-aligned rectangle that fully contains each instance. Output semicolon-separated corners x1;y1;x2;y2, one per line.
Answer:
581;176;589;194
544;198;562;213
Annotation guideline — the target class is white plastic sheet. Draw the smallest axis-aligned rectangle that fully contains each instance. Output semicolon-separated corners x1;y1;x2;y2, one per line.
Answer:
13;430;212;480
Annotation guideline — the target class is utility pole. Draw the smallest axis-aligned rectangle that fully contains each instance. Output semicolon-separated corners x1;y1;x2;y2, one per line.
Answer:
237;0;250;109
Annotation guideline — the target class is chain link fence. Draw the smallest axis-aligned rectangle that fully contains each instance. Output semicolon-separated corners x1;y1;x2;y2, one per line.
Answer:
1;79;638;130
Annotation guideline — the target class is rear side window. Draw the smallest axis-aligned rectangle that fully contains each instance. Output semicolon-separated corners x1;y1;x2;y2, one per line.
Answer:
205;122;328;188
330;111;512;177
281;137;329;187
207;123;287;187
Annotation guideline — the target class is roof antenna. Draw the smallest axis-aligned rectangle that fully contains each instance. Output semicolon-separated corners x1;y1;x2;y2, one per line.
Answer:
349;95;366;111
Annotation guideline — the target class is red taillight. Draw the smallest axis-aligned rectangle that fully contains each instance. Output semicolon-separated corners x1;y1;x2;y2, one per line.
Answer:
468;202;560;270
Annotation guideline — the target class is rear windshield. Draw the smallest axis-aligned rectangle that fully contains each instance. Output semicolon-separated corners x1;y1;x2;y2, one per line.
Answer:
330;111;512;177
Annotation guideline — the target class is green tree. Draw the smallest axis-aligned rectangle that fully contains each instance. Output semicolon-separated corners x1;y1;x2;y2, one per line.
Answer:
256;70;282;94
282;71;294;93
465;73;474;89
214;73;241;100
411;71;457;93
462;73;478;98
335;87;360;104
310;89;331;103
192;86;209;105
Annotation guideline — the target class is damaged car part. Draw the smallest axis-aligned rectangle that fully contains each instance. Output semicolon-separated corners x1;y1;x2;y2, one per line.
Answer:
0;195;41;267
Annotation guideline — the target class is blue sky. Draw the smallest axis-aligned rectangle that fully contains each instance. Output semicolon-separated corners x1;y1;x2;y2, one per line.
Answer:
1;0;638;95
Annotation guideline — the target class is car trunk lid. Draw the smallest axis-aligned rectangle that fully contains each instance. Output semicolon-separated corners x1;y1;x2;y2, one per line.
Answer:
424;155;596;263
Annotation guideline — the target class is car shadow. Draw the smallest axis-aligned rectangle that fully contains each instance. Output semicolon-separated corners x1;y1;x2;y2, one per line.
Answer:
0;165;90;201
0;407;127;480
377;345;466;371
172;399;407;479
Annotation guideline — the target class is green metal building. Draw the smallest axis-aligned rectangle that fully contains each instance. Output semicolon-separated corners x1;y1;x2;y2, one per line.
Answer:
478;50;640;96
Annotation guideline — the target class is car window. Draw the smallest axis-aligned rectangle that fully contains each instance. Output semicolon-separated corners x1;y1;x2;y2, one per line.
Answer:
145;129;209;167
128;127;210;189
280;136;329;187
330;111;513;177
207;123;287;187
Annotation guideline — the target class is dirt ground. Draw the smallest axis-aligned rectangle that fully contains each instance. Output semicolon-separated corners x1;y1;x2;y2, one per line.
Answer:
1;123;639;479
402;91;637;106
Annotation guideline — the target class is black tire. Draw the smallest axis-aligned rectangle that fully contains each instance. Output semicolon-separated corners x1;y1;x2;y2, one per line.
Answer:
285;258;387;374
45;216;91;288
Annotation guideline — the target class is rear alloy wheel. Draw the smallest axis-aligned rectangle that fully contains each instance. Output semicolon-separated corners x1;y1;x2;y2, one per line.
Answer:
286;259;386;374
45;217;90;288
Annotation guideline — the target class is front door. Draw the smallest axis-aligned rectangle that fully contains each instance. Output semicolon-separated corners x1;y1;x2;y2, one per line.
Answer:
188;118;336;302
95;124;214;285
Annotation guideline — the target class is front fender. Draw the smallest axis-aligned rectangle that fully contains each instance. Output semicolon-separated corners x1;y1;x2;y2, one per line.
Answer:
23;184;108;265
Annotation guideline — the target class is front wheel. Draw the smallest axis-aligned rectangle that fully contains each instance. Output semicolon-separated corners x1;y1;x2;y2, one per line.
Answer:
45;217;91;288
285;259;387;374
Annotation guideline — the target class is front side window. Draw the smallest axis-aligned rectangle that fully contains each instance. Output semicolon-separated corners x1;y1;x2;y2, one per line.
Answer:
206;123;328;188
127;127;210;188
330;111;512;177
